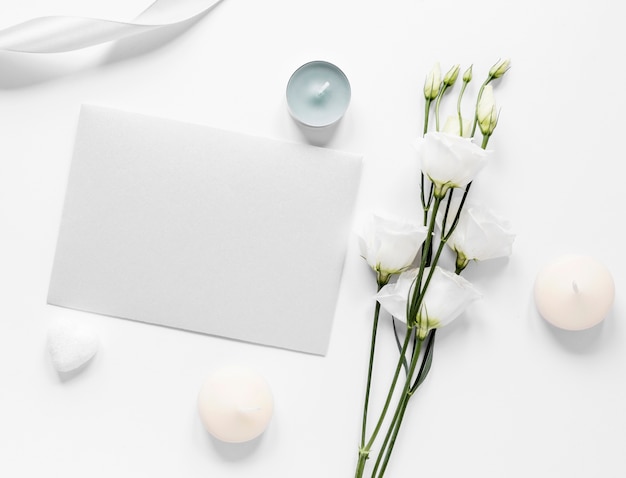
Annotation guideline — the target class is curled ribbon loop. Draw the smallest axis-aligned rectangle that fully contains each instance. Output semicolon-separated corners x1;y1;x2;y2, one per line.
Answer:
0;0;223;53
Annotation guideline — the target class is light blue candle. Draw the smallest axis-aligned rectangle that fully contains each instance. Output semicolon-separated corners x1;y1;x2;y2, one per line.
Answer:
286;60;351;128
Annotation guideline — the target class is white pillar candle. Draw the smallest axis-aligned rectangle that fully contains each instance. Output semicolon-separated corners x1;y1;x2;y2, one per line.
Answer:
197;365;274;443
534;254;615;330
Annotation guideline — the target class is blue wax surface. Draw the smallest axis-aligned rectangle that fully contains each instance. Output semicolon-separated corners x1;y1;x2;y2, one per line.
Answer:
286;60;351;128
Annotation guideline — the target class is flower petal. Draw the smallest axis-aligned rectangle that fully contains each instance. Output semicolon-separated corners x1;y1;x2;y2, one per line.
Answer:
438;196;515;262
419;267;482;328
415;132;490;190
375;266;481;331
375;268;419;322
357;214;427;276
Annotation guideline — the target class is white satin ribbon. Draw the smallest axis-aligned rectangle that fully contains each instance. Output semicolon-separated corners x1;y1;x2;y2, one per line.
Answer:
0;0;223;53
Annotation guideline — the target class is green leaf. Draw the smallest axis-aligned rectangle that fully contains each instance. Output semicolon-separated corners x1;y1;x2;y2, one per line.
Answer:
392;318;410;376
411;329;436;393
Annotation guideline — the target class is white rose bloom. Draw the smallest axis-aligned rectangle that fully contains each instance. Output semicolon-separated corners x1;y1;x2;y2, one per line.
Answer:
357;214;428;283
414;132;490;198
437;196;515;269
375;266;482;338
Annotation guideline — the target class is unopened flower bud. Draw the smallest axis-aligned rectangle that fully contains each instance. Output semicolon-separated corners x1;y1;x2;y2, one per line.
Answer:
423;63;441;100
462;65;473;83
476;85;498;136
443;64;460;87
489;58;511;79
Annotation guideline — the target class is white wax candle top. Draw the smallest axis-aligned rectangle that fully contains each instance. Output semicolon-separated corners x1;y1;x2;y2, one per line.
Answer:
534;254;615;330
197;365;274;443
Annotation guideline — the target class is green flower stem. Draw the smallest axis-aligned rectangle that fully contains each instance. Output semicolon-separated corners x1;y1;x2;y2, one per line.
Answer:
372;204;471;478
457;80;469;136
427;234;448;277
470;75;494;137
374;188;471;475
359;115;445;478
369;199;462;476
420;98;432;219
423;98;432;137
361;188;468;477
434;85;449;131
360;281;387;449
440;188;454;235
419;187;471;318
443;183;471;242
374;330;436;478
421;182;434;228
481;133;490;149
369;383;410;477
367;234;450;477
355;451;368;478
374;382;412;478
360;301;380;449
409;195;442;319
355;323;415;478
370;336;424;478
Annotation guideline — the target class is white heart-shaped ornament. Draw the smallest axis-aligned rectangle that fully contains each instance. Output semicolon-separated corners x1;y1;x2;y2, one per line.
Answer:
47;317;99;373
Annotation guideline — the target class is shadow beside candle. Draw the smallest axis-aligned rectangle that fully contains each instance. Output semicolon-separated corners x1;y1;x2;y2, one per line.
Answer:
208;431;266;461
293;119;343;147
528;294;611;354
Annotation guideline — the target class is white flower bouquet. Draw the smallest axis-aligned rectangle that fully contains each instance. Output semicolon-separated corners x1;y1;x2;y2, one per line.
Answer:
354;59;513;477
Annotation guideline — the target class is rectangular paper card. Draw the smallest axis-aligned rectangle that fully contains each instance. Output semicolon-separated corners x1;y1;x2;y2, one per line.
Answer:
48;105;362;355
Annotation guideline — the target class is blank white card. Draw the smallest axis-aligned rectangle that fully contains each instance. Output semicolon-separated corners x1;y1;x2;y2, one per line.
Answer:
48;105;362;355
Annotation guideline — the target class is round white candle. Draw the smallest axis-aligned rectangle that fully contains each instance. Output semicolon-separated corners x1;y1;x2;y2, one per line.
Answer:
286;60;351;128
534;254;615;330
197;365;273;443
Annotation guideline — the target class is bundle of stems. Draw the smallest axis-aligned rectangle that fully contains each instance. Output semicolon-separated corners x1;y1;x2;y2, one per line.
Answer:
354;59;510;478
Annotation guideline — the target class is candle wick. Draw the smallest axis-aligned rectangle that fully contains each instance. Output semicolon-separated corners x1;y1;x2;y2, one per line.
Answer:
317;81;330;97
572;280;579;294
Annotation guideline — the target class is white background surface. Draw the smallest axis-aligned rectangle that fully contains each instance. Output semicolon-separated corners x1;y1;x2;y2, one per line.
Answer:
0;1;624;477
